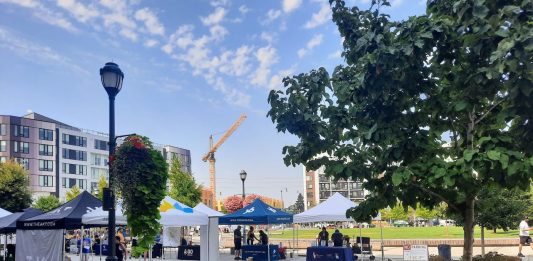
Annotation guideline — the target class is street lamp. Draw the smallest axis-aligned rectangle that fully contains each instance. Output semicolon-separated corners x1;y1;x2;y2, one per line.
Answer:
100;62;124;261
240;170;247;245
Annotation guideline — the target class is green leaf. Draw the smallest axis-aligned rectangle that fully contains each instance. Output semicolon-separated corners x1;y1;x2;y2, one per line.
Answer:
473;5;489;18
464;149;477;162
391;171;404;186
477;136;492;146
454;100;468;111
487;150;501;160
499;154;509;169
507;162;521;176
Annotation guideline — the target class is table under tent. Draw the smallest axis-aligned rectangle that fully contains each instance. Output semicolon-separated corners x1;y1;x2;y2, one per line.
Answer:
0;208;43;258
294;192;382;261
15;191;102;260
219;199;293;261
81;196;219;261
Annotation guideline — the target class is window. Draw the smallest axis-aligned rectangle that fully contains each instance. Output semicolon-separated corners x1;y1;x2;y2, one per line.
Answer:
0;141;6;152
39;128;53;141
77;179;87;189
62;178;78;188
91;168;108;179
91;182;98;193
15;158;29;170
306;176;312;181
307;184;313;189
39;160;53;171
62;149;86;161
62;163;87;175
39;144;53;156
94;139;108;150
0;157;6;163
13;125;29;138
39;175;54;187
92;154;108;166
62;134;87;147
0;124;6;136
13;141;29;154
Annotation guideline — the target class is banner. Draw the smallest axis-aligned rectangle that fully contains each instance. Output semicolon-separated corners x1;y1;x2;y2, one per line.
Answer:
15;229;63;261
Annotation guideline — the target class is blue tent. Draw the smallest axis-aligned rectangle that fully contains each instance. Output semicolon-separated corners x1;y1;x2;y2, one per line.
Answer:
219;199;293;225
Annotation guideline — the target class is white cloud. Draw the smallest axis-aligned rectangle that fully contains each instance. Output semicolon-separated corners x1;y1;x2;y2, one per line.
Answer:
144;39;158;47
304;4;331;29
283;0;302;13
134;8;165;36
251;45;279;87
0;27;88;74
238;5;249;15
120;28;138;41
268;66;295;90
0;0;78;32
298;34;323;58
201;7;226;26
209;24;228;41
56;0;99;23
260;32;276;44
390;0;404;7
328;50;342;59
262;9;282;24
210;0;229;7
218;45;253;76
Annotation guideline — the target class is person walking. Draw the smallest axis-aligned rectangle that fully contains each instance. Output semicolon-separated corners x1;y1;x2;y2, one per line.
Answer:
332;229;344;247
234;226;243;260
247;226;259;245
318;227;329;246
519;217;533;257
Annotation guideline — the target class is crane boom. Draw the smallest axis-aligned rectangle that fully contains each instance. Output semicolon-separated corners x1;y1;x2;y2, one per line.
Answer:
202;114;247;161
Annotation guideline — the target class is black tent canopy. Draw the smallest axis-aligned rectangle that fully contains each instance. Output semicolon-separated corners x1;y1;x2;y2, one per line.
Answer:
0;208;43;234
17;191;101;230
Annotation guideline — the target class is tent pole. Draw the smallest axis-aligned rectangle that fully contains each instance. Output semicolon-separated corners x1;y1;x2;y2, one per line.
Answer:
63;229;67;261
359;224;363;261
80;226;85;258
380;220;384;261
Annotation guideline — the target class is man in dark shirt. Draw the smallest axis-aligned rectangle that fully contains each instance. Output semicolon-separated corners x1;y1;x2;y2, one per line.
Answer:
234;226;242;260
332;229;344;247
318;227;329;246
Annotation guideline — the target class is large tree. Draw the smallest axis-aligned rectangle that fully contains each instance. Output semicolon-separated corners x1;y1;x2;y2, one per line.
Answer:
476;186;528;232
267;0;533;259
295;193;305;213
33;195;61;212
224;195;243;213
0;161;32;212
168;158;202;207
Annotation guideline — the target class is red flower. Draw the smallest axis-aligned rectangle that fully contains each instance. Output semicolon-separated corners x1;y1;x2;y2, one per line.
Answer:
109;155;115;164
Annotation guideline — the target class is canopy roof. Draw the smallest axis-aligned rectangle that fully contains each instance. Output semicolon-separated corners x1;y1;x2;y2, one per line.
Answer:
194;203;223;217
18;191;102;229
219;199;293;225
82;204;127;226
0;208;11;218
0;208;43;234
294;193;358;223
160;196;208;226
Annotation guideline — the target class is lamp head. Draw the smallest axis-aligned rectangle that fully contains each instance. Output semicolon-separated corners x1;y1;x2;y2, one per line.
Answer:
240;170;247;181
100;62;124;98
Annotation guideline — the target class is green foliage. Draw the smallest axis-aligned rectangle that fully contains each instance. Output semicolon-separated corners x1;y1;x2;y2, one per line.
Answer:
113;136;167;256
33;195;61;212
476;186;529;231
168;158;202;207
66;186;81;202
0;161;32;212
295;193;305;214
95;175;108;201
267;0;533;259
381;204;409;221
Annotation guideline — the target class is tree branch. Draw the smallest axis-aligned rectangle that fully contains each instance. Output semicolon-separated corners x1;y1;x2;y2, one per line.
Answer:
448;117;460;157
415;184;461;213
474;98;505;125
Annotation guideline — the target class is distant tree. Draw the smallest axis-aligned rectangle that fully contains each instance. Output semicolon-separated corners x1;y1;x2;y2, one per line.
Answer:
224;195;243;213
476;186;528;232
167;158;202;207
66;186;81;202
295;193;305;213
33;195;61;212
0;161;32;212
244;194;261;207
381;204;408;222
96;175;108;201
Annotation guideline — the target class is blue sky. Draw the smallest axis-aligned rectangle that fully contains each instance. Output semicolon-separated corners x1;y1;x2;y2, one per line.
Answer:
0;0;425;205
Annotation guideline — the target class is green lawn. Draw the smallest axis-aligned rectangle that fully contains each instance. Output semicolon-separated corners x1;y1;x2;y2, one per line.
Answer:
270;227;518;239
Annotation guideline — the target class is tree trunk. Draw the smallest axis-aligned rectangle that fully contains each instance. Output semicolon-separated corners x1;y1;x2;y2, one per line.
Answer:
463;197;475;261
481;226;485;256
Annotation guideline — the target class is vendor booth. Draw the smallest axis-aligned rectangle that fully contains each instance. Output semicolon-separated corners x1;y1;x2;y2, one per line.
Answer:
15;191;101;261
81;204;127;226
0;208;11;219
0;208;41;257
294;193;381;261
219;199;293;261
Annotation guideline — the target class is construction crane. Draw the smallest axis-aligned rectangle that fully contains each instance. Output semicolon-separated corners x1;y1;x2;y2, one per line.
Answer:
202;114;247;208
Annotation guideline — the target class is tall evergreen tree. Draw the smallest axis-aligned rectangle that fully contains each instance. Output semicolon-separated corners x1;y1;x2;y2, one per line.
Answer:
295;193;305;213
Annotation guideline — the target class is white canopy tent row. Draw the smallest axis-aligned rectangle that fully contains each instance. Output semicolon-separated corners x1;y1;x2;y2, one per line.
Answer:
293;192;383;261
81;196;221;261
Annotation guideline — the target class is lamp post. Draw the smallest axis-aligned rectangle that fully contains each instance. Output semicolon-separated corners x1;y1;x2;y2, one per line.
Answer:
100;62;124;261
240;170;247;245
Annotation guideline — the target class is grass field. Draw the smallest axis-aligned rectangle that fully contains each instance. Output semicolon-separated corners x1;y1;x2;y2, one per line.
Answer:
270;227;518;239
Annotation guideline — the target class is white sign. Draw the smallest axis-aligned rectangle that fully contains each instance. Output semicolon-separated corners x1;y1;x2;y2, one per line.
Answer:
403;244;429;261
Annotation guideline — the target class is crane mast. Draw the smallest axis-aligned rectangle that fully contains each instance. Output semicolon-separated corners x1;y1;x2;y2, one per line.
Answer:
202;114;247;208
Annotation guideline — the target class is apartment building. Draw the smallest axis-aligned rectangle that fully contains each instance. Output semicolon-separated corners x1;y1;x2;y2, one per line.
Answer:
303;166;365;210
0;112;191;201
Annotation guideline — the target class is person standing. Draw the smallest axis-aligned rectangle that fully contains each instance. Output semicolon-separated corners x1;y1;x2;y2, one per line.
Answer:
519;217;533;257
81;234;91;261
234;226;242;260
332;229;344;247
247;226;259;245
318;227;329;246
259;230;268;245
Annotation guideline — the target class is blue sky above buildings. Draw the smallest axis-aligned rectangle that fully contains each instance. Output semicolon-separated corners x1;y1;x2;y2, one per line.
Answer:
0;0;424;205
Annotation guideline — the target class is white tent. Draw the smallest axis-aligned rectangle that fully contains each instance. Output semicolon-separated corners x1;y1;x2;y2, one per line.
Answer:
193;203;223;217
0;208;11;219
159;196;208;226
294;192;358;223
81;204;127;225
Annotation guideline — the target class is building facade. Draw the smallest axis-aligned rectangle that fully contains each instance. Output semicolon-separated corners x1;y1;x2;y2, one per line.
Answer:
303;166;365;210
0;113;191;201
